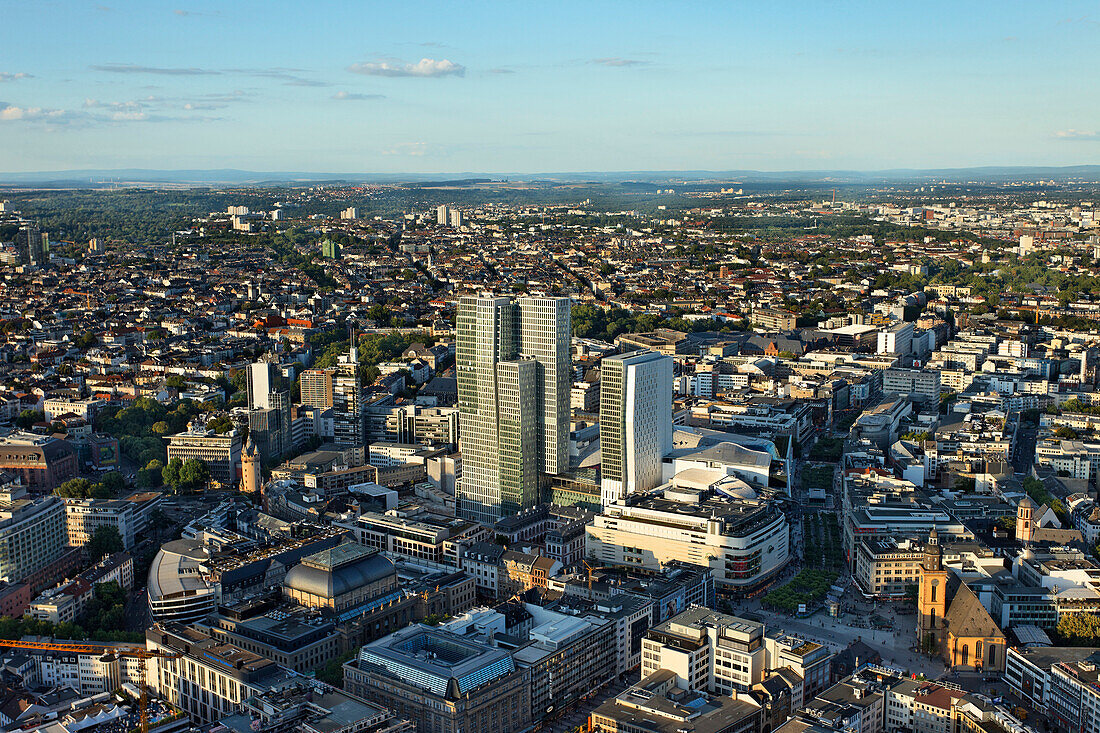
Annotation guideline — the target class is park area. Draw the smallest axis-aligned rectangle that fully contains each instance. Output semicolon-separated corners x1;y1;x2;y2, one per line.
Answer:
762;568;839;613
803;512;845;571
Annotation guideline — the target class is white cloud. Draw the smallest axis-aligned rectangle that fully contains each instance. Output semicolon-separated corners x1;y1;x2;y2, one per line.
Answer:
332;91;386;101
349;58;465;78
590;57;645;67
1;94;230;126
1055;129;1100;141
0;103;72;122
0;73;32;82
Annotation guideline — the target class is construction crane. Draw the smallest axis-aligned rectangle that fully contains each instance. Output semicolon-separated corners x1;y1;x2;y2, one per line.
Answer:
0;639;180;733
582;560;598;592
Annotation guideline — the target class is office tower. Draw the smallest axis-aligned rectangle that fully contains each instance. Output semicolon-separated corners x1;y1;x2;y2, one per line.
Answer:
321;239;341;259
436;205;449;225
16;226;47;267
300;368;335;408
516;296;571;475
247;361;279;410
448;208;463;228
0;486;67;583
340;207;359;220
247;360;291;459
333;347;364;448
599;350;673;506
456;295;571;523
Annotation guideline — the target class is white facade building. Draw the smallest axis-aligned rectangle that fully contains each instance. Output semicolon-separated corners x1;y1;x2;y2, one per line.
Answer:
600;350;673;506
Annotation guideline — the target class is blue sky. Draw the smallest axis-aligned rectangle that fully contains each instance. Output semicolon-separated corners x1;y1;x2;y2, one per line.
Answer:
1;0;1098;174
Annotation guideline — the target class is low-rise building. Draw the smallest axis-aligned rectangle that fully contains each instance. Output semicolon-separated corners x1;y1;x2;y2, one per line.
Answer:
217;679;414;733
0;432;78;493
590;668;763;733
148;623;295;725
345;625;532;733
166;425;243;486
587;474;789;591
63;498;135;549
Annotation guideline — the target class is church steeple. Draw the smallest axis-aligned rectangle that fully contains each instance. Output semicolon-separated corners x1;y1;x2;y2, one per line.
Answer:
923;527;943;571
918;529;949;654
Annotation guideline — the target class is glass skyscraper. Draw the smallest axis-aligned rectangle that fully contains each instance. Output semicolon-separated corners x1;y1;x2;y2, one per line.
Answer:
456;295;570;524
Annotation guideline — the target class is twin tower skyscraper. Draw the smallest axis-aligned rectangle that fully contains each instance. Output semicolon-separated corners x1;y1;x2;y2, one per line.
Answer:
456;294;673;525
456;295;571;523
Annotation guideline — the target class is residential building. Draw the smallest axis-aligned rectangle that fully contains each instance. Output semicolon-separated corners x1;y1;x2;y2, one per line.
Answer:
42;396;107;422
29;551;133;624
333;349;364;448
886;679;966;733
0;432;78;492
754;309;798;331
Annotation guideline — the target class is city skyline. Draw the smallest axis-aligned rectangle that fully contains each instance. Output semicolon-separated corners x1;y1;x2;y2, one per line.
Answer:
2;0;1100;174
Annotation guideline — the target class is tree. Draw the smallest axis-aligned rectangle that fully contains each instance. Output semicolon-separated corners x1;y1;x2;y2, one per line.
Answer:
206;416;233;435
16;410;44;428
179;458;210;491
1055;426;1079;439
162;457;183;491
149;508;172;536
317;652;356;688
137;459;164;489
151;421;171;435
86;525;124;561
1058;613;1100;646
98;471;125;495
54;478;92;498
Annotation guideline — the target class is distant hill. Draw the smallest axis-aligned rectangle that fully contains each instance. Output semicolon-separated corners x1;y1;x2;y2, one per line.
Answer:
1;165;1099;187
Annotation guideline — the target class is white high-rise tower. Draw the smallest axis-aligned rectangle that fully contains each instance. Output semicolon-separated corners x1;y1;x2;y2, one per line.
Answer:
600;350;673;507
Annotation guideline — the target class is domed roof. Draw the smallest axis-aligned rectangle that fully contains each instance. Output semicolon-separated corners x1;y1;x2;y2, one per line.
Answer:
284;543;394;599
